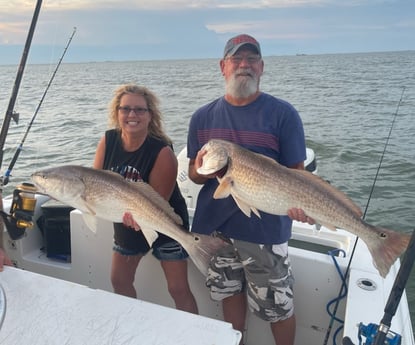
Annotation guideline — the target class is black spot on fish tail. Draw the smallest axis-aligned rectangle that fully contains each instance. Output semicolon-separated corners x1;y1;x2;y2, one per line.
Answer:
366;226;411;278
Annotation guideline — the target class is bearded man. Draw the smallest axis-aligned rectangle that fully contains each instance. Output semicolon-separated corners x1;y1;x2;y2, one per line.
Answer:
187;34;310;345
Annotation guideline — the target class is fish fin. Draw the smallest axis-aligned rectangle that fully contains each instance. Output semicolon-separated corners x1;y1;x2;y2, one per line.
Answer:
213;175;260;218
85;203;96;215
213;176;232;199
75;192;96;215
291;170;363;217
141;228;159;246
363;224;411;278
183;233;231;276
82;214;98;233
251;207;261;218
231;195;257;218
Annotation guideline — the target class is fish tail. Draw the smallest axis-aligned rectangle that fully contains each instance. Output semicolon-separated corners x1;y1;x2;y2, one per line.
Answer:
185;233;230;276
366;225;411;278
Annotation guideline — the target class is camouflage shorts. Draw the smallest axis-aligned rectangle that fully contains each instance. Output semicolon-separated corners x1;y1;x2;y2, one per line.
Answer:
206;239;295;323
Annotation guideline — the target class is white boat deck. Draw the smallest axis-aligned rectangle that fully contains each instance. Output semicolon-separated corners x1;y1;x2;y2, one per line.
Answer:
0;266;241;345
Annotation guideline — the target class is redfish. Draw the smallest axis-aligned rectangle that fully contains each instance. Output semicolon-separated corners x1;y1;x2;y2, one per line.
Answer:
197;139;410;278
32;165;230;276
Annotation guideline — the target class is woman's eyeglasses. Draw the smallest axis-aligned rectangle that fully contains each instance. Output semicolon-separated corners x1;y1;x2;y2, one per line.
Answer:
118;106;148;116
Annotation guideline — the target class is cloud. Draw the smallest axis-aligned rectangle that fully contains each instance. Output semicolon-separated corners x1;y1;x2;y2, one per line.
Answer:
396;19;415;29
0;0;413;64
2;0;389;13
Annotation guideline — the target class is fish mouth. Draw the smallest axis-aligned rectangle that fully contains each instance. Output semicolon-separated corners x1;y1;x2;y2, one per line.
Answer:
30;173;48;194
197;141;229;175
197;159;228;175
197;166;221;175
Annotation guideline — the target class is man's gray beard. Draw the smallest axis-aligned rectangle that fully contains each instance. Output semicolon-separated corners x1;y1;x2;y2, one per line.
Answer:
225;75;258;99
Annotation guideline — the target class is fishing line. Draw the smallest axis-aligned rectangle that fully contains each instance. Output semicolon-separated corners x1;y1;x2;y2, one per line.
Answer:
323;86;407;345
2;27;77;186
362;86;406;219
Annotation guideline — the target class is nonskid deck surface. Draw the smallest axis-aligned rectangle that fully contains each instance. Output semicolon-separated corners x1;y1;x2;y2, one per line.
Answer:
0;267;241;345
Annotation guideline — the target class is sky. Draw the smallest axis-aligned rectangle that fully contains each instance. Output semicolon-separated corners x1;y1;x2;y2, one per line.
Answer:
0;0;414;65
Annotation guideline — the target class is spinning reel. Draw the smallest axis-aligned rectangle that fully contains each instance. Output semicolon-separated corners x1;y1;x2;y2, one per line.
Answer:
0;183;37;240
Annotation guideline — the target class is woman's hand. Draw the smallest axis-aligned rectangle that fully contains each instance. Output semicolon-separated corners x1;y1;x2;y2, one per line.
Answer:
123;212;140;231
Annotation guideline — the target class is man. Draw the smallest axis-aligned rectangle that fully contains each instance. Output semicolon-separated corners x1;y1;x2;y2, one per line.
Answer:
187;34;310;345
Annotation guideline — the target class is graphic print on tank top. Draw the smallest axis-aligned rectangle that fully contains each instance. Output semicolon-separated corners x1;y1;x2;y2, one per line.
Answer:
110;165;142;182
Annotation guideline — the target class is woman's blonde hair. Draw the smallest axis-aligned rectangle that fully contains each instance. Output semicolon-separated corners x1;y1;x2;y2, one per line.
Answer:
108;84;172;145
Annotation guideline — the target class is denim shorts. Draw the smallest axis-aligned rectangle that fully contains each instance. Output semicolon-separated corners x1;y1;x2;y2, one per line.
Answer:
206;239;295;323
113;240;189;261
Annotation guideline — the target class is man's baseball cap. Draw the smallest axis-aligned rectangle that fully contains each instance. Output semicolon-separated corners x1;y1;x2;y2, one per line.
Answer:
223;34;261;58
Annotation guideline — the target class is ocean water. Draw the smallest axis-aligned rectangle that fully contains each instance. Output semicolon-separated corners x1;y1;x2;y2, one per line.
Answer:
1;50;415;332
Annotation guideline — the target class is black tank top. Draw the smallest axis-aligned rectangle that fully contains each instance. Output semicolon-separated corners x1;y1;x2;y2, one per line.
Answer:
103;129;189;250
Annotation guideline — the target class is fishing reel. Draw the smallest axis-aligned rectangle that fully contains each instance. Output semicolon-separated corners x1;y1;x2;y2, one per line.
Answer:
342;323;402;345
0;183;37;240
357;323;401;345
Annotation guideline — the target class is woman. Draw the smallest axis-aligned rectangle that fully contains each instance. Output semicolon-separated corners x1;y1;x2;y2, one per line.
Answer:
94;84;198;314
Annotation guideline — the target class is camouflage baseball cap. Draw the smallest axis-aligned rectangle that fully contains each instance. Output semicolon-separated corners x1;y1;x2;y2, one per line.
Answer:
223;34;261;57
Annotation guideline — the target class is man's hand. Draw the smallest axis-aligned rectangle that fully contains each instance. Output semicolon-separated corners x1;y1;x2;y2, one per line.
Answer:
188;148;217;184
195;149;219;179
287;208;315;225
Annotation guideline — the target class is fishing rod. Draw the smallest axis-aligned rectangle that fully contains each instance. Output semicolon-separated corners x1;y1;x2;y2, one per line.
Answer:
372;228;415;345
342;228;415;345
2;27;77;186
0;0;42;246
0;0;43;172
323;86;407;345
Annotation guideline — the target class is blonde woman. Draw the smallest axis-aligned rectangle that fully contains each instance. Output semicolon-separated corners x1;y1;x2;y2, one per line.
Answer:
94;84;198;314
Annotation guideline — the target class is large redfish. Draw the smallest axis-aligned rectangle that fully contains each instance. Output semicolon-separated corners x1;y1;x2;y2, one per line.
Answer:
197;139;410;278
31;165;230;276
